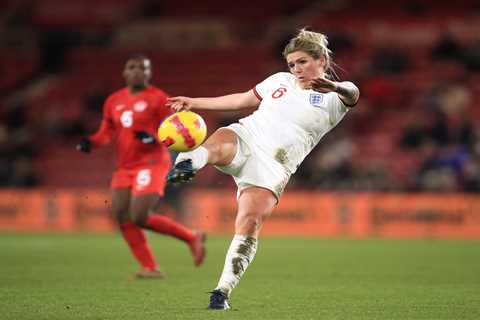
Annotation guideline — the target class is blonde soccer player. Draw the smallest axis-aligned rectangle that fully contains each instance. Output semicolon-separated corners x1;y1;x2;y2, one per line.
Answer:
166;29;360;309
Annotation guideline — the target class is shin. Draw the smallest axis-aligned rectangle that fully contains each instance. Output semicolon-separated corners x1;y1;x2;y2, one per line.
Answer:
214;187;276;296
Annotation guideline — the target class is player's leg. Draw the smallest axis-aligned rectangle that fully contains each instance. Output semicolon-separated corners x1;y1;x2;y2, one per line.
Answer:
209;187;277;309
112;188;161;276
130;192;206;267
167;128;237;183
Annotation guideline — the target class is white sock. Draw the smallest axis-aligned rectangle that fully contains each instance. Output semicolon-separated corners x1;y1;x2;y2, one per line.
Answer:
215;234;258;296
175;146;209;171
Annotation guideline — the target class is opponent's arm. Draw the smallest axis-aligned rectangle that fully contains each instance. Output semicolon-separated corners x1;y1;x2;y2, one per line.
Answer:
88;117;115;146
76;99;115;153
76;118;115;153
167;90;260;112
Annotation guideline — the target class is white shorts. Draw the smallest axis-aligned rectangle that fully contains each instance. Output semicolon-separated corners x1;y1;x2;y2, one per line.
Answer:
215;123;290;201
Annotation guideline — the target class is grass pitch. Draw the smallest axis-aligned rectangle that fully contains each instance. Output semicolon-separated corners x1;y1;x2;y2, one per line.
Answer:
0;233;479;319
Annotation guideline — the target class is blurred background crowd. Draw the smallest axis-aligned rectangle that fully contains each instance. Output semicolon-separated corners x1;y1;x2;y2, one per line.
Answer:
1;0;480;193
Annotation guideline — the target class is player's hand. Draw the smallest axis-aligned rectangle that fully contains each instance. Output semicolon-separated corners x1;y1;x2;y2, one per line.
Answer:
76;138;91;153
134;131;157;144
166;96;194;112
310;77;338;93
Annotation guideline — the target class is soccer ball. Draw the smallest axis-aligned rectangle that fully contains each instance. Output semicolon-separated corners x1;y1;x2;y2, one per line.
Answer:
158;111;207;152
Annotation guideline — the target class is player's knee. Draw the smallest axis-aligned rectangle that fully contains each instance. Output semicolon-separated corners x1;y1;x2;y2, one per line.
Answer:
202;143;220;162
235;211;266;234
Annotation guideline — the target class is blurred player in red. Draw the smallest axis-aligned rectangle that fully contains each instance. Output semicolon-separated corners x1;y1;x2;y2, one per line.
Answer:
76;54;205;278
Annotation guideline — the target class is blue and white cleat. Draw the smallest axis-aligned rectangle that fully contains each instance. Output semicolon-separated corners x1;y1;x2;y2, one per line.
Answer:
208;289;231;310
167;159;195;184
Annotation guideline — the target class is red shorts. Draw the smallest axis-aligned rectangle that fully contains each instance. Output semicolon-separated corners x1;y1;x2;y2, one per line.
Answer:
111;163;170;196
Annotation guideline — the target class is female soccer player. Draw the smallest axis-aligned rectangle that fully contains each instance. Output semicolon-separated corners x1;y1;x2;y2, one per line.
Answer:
76;54;205;279
167;29;360;308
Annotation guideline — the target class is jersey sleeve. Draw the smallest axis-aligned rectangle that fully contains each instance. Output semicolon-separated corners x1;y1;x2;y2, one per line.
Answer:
326;93;349;127
253;72;283;100
89;96;115;147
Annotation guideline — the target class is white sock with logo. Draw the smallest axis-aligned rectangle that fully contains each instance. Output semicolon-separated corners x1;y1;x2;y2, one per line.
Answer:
215;234;258;295
174;146;209;171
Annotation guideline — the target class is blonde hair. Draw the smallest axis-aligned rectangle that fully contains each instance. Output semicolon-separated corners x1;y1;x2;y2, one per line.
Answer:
282;28;336;79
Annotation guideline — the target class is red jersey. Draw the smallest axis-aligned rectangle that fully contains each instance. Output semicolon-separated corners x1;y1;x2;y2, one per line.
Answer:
89;86;172;169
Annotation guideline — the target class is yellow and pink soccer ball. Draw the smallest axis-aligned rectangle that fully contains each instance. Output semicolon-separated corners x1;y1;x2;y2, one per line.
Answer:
158;111;207;152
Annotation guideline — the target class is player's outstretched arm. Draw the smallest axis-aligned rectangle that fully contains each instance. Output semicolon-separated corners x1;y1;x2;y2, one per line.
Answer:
167;90;260;112
311;78;360;107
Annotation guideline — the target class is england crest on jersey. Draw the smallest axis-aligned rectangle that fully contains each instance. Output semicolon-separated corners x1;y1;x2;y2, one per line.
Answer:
309;93;324;107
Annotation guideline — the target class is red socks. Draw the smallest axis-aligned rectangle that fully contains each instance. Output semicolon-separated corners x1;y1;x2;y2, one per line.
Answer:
145;214;196;243
120;222;157;271
120;216;196;270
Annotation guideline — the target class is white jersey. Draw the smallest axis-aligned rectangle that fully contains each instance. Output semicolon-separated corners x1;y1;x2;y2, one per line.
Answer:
238;72;350;174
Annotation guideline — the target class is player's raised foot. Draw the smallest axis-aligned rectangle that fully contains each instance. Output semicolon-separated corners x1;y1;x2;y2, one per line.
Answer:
189;232;207;267
135;268;166;279
167;159;196;184
208;289;230;310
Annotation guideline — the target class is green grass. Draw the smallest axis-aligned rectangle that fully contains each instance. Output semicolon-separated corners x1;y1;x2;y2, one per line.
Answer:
0;233;479;320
